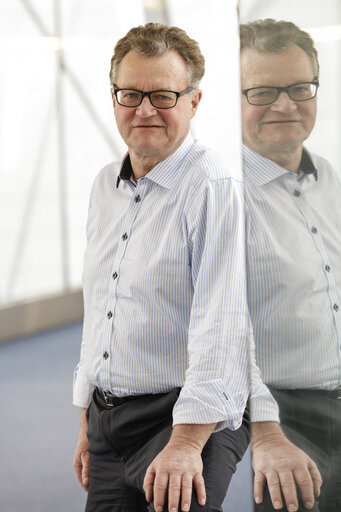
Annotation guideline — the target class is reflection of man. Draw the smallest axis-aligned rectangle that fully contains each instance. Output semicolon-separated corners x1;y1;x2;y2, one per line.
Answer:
73;23;250;512
241;19;341;512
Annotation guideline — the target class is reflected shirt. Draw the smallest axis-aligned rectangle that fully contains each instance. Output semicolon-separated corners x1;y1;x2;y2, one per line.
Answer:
73;134;251;430
244;145;341;420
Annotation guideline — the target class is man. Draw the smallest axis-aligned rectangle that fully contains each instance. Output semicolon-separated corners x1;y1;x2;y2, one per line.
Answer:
73;23;250;512
240;19;341;512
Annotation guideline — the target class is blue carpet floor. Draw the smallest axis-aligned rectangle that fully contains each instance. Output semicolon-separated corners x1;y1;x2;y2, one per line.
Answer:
0;323;253;511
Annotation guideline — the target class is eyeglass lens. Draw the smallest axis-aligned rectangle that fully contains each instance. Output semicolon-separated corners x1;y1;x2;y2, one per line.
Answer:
116;90;178;108
247;83;317;105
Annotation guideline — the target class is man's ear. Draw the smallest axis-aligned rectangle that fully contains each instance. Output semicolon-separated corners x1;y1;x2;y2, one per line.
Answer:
190;89;202;118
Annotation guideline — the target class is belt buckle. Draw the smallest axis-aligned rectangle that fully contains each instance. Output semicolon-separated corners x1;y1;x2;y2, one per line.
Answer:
102;390;115;407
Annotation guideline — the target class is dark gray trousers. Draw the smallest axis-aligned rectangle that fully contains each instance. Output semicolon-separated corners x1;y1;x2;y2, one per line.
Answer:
85;388;250;512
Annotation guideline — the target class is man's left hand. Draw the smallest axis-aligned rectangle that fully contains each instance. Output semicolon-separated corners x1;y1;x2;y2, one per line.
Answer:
143;423;215;512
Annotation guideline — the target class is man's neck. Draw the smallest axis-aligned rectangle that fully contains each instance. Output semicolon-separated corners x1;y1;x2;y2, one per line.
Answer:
129;153;162;180
247;143;303;173
265;149;302;173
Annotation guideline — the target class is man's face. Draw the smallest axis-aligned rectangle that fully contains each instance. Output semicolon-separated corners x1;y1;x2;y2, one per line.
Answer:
112;50;201;164
241;45;317;159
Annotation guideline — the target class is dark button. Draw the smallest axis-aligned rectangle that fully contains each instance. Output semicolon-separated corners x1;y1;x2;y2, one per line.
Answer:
135;194;141;203
311;227;318;234
333;304;339;312
293;189;301;197
325;265;331;273
103;351;109;360
112;272;118;279
107;311;113;319
122;233;128;241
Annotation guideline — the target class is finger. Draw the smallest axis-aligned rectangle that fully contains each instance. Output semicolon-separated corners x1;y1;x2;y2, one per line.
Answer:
308;462;322;497
293;466;316;510
167;473;181;512
278;469;298;512
253;471;266;505
143;467;156;503
81;451;90;491
153;472;169;512
192;472;206;508
266;470;283;510
73;459;83;487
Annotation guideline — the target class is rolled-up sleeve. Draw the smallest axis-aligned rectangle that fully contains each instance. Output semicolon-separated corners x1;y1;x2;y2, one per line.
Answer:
172;177;250;431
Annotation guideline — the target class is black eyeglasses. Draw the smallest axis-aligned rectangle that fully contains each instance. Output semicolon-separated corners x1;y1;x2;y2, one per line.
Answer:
242;81;319;106
112;86;194;109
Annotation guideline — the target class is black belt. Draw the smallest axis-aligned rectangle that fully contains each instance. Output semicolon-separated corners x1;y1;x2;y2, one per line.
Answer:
96;387;181;408
96;388;140;407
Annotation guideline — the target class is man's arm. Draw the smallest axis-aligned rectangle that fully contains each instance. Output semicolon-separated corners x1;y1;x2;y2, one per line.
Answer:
143;423;215;512
73;408;90;492
251;421;322;512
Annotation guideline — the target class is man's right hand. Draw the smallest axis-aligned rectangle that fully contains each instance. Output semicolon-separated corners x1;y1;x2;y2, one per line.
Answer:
251;422;322;512
73;408;90;492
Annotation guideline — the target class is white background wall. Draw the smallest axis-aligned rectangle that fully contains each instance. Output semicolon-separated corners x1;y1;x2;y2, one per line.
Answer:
0;0;241;307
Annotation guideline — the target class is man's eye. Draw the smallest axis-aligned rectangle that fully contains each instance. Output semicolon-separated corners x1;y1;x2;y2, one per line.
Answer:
123;92;140;100
154;93;172;100
291;86;309;94
250;89;273;99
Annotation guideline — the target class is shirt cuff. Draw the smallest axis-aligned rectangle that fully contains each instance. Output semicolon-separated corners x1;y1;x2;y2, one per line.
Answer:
172;379;247;432
72;364;95;408
249;391;280;423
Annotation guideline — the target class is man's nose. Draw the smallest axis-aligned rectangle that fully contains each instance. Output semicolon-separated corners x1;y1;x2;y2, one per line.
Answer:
270;91;297;112
135;96;157;117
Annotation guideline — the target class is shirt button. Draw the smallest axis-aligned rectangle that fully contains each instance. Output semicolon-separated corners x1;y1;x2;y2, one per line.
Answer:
333;304;339;312
122;233;128;241
135;194;141;203
311;227;318;234
103;351;109;360
107;311;113;319
325;265;331;272
293;189;301;197
112;272;118;279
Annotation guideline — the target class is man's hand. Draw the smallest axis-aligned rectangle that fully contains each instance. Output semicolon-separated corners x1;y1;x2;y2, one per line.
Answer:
251;422;322;512
143;423;215;512
73;408;90;492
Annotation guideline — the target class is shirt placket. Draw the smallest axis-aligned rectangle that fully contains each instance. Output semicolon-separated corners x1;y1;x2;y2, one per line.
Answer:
284;175;341;348
98;178;147;392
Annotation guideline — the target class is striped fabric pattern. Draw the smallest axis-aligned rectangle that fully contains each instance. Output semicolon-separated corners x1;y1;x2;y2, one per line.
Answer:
243;145;341;421
73;134;250;430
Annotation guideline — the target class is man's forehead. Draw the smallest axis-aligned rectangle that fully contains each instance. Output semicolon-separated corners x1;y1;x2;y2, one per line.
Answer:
241;45;315;87
116;50;188;87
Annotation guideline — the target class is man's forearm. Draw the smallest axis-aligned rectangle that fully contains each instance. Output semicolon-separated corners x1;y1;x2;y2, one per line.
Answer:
251;420;283;447
168;423;216;452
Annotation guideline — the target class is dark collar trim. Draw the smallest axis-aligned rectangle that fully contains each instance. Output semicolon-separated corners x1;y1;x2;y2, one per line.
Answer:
116;154;134;188
300;149;318;181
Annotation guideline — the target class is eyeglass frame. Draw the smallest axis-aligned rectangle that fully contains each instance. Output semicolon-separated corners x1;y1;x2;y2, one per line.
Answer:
111;85;194;109
242;81;319;106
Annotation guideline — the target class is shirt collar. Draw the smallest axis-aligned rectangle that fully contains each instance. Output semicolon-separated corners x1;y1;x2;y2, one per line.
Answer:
116;133;194;190
243;145;318;187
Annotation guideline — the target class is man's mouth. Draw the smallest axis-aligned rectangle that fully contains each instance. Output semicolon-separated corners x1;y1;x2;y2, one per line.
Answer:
263;120;300;124
133;125;164;128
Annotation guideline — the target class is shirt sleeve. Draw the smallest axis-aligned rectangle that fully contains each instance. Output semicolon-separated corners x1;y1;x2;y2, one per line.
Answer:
248;324;280;422
72;176;99;408
172;177;250;431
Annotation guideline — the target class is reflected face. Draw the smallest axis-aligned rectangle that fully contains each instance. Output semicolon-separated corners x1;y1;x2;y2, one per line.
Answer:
241;45;317;158
112;50;201;163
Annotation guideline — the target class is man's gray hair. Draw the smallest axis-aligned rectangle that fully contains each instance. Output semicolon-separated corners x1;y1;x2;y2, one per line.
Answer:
240;19;319;78
110;22;205;88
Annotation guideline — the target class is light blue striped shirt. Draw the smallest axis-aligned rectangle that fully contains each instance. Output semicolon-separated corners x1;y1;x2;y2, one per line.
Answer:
244;145;341;421
73;134;250;430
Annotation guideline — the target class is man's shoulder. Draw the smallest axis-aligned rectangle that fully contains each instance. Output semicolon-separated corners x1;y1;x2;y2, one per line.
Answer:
187;140;242;183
